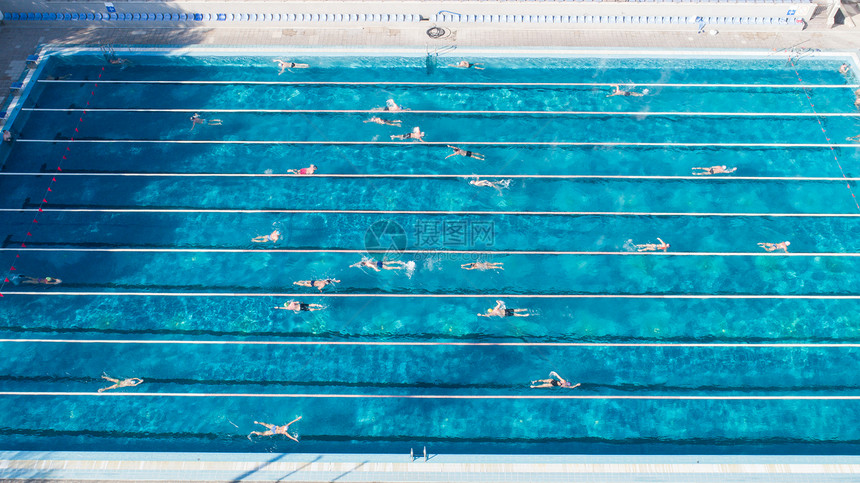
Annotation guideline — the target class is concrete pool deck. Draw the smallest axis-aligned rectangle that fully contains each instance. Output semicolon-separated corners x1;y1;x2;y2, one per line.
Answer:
4;451;860;482
0;1;859;102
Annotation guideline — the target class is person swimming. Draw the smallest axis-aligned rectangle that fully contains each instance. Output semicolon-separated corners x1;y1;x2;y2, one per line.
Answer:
252;230;280;243
530;371;581;389
350;258;409;272
190;113;222;131
692;165;737;175
450;60;485;70
607;84;645;97
274;59;309;75
461;261;504;271
478;300;530;317
275;301;324;312
98;373;144;393
446;145;485;161
758;241;790;253
10;275;62;285
391;126;425;142
287;164;317;175
373;99;408;112
248;416;302;442
293;278;340;291
364;117;402;127
634;238;670;252
470;177;511;196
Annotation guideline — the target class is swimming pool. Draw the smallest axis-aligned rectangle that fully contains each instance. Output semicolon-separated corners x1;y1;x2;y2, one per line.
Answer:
1;49;860;455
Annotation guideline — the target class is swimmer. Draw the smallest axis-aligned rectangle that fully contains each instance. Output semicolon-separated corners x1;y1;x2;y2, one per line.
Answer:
3;130;12;142
692;165;737;175
391;126;425;142
287;164;317;175
252;230;280;243
373;99;408;112
847;134;860;142
350;258;409;272
461;262;504;271
758;241;790;253
839;63;850;75
446;145;485;161
450;60;485;70
248;416;302;442
530;371;580;389
635;238;670;252
274;59;309;75
98;373;144;393
275;301;324;312
478;300;530;318
470;177;511;196
293;278;340;291
189;113;222;131
607;84;645;97
46;74;72;80
16;276;62;285
100;44;129;65
364;117;402;127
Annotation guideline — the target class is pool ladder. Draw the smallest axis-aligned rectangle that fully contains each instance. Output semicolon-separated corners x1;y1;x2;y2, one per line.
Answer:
409;446;428;461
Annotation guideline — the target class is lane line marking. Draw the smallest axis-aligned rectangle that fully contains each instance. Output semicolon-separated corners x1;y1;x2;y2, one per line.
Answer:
0;339;857;348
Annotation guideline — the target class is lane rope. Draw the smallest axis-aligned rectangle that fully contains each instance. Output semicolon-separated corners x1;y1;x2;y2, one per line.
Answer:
1;172;859;181
1;391;859;400
37;80;860;88
1;339;859;348
1;293;859;299
14;140;860;148
0;248;859;257
1;208;858;217
21;108;860;118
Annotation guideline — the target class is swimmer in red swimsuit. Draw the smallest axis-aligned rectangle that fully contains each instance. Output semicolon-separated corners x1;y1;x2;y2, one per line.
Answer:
288;164;317;175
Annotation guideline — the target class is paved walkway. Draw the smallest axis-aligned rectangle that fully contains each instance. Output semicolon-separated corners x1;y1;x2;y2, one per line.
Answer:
0;5;859;104
4;451;860;482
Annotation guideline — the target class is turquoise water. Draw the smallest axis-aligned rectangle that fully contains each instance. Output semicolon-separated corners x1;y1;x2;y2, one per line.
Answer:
1;53;860;454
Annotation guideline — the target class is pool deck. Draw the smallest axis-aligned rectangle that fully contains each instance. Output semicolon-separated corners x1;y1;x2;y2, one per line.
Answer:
3;451;860;482
2;3;860;482
0;2;859;103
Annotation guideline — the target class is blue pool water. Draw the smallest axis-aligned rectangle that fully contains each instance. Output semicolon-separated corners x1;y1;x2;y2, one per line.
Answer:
1;51;860;455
